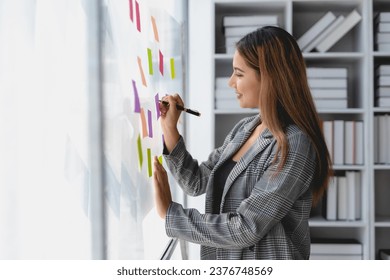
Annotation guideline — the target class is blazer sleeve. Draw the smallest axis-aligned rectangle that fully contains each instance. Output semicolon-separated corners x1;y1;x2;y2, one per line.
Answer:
165;131;317;249
163;118;249;197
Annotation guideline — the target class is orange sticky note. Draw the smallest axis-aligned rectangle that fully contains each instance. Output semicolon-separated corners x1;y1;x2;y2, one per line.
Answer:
140;108;148;138
137;56;147;87
151;16;159;42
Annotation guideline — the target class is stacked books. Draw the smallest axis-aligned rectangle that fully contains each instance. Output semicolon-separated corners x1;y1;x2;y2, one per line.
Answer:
222;15;278;54
375;12;390;52
322;120;364;165
298;9;361;53
373;114;390;164
375;65;390;107
310;239;362;260
215;77;239;109
307;67;348;109
325;172;362;221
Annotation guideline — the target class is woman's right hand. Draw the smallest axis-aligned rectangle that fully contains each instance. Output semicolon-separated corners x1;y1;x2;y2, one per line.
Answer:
159;94;183;153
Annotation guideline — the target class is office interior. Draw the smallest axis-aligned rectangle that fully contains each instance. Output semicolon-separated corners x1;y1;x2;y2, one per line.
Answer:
1;0;389;260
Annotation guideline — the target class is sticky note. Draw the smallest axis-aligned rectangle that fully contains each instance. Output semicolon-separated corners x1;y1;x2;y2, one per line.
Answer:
129;0;134;22
147;48;153;75
159;50;164;75
135;0;141;32
137;56;147;87
147;148;152;177
155;93;161;119
151;16;159;42
140;108;148;138
158;155;163;164
137;134;143;169
147;109;153;138
170;58;175;79
132;80;141;113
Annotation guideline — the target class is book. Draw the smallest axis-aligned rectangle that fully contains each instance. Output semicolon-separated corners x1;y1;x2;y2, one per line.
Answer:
334;120;345;165
310;254;362;260
337;176;348;220
378;115;388;164
376;32;390;43
346;171;358;220
306;67;348;78
326;176;337;220
314;98;347;109
311;89;348;99
378;76;390;86
316;9;362;53
374;116;379;163
297;11;336;50
308;78;347;88
322;120;334;162
344;121;355;165
223;15;278;27
215;99;240;109
376;86;390;97
303;15;345;53
311;239;362;255
377;22;390;32
379;249;390;260
224;26;259;37
377;97;390;107
375;12;390;23
215;89;235;99
377;43;390;52
215;77;230;89
376;64;390;76
225;36;241;54
355;121;364;165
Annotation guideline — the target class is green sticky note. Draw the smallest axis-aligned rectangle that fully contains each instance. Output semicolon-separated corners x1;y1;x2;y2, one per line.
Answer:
158;155;163;164
137;134;143;169
147;148;152;177
147;48;153;75
170;57;175;79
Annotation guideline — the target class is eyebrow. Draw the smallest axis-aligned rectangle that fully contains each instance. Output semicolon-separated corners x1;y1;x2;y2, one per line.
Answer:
233;67;244;72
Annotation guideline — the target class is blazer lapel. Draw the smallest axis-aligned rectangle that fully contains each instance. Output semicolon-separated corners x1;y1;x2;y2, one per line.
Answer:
221;127;274;203
213;115;260;170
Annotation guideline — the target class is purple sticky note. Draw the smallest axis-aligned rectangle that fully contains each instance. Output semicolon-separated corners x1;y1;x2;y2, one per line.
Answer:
155;93;161;119
132;80;141;113
148;110;153;138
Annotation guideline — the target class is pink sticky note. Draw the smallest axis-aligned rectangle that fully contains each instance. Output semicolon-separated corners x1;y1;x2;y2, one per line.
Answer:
132;80;141;113
135;0;141;32
155;93;161;119
159;50;163;75
129;0;134;22
147;110;153;138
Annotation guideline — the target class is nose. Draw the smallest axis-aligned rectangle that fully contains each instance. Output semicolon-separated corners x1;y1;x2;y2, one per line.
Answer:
228;73;235;88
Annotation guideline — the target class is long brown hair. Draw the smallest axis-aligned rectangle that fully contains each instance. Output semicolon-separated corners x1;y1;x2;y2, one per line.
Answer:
236;26;332;206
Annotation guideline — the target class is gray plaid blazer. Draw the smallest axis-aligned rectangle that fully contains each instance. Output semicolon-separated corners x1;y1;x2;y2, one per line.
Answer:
164;115;316;260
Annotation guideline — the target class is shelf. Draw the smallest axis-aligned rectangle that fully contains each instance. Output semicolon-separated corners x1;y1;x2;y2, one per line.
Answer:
374;164;390;170
375;216;390;227
189;0;390;260
309;216;365;228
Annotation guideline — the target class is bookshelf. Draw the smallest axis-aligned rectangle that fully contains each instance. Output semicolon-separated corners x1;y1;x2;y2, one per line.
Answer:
187;0;390;259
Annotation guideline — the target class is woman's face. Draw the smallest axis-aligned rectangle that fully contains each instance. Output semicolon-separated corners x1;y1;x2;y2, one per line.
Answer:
228;50;261;109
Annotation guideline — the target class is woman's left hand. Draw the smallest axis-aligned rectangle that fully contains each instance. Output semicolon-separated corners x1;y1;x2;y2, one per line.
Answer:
152;156;172;219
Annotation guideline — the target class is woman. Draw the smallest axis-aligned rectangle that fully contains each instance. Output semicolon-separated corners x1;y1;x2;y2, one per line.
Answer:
152;26;332;260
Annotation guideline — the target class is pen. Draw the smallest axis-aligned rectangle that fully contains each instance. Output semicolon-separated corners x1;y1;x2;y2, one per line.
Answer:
159;100;201;117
